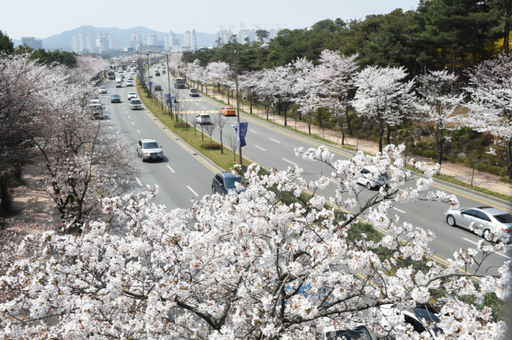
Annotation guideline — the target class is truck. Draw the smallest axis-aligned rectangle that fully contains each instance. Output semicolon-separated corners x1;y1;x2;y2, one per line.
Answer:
174;77;186;89
108;70;115;80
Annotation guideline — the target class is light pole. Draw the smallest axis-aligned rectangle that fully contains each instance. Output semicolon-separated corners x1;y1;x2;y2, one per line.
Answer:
233;43;269;167
146;51;150;97
165;52;173;117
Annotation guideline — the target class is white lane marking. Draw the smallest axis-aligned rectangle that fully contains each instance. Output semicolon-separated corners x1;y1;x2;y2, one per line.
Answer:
393;207;406;213
137;129;140;134
270;138;280;143
132;122;135;126
166;165;175;173
128;115;131;119
250;129;258;134
283;158;297;166
187;185;199;197
255;145;266;151
463;238;512;259
136;177;142;186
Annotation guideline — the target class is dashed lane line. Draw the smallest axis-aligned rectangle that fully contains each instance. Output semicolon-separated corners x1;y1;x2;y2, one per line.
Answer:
187;185;199;197
270;138;280;143
283;158;297;166
255;145;266;151
135;177;142;187
166;165;175;173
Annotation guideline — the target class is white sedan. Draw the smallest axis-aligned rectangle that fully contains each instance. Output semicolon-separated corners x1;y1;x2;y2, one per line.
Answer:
127;92;137;100
98;86;107;94
356;166;390;190
126;80;134;86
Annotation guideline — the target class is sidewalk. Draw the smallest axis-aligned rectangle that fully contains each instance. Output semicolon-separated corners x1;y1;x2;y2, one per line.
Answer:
205;87;511;198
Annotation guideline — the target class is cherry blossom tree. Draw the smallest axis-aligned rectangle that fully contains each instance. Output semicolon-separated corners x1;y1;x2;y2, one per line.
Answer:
353;66;415;152
206;61;232;94
316;51;359;144
415;70;465;169
464;52;512;179
256;65;295;126
0;145;509;339
292;58;321;134
0;54;45;212
0;53;137;233
238;70;261;114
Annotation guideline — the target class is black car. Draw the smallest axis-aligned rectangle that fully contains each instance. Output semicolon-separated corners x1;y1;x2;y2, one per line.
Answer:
110;94;121;103
155;71;160;76
154;85;162;91
212;172;246;195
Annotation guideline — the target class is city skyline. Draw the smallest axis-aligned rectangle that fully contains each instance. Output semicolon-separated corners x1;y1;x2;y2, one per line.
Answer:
2;0;417;41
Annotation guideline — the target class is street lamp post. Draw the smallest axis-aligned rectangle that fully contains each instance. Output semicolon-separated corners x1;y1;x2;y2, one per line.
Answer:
146;51;150;97
165;52;173;117
233;43;269;167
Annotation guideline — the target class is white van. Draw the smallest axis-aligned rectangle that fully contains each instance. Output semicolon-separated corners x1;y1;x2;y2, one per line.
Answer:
116;78;122;88
196;113;211;125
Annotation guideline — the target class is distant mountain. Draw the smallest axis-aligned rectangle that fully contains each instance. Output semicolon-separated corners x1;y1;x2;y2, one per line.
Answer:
13;26;216;52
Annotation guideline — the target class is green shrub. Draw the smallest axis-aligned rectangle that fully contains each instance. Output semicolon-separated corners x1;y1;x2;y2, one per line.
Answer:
475;162;508;177
201;143;221;150
175;122;189;128
417;149;438;159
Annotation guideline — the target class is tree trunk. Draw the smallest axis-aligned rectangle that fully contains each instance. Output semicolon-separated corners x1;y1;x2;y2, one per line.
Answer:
345;107;353;135
507;139;512;180
0;180;12;215
386;123;391;146
378;117;384;153
317;108;322;128
337;115;345;145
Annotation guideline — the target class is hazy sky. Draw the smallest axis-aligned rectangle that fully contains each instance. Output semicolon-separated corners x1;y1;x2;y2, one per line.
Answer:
2;0;418;40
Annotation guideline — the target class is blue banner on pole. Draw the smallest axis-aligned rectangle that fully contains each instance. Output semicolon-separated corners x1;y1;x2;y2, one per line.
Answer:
231;122;248;147
146;81;153;92
240;122;248;147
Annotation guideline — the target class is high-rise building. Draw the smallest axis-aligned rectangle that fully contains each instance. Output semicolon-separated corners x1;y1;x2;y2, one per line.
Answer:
164;31;176;51
215;29;234;47
183;30;196;51
96;32;117;53
71;32;95;53
238;29;256;44
147;32;158;46
107;33;117;50
132;31;143;43
21;37;43;50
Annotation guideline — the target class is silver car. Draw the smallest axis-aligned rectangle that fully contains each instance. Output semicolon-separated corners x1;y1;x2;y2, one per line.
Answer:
444;206;512;242
356;166;390;190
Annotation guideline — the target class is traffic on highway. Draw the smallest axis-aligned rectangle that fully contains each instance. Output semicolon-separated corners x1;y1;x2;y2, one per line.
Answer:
100;63;510;277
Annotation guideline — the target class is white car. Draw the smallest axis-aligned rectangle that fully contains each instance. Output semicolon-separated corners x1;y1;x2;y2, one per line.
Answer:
98;86;107;94
130;99;142;110
357;166;390;190
126;80;134;86
196;113;211;125
127;92;137;100
128;74;134;80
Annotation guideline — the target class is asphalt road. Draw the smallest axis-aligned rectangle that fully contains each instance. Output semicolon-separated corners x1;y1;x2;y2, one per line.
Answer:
108;66;511;277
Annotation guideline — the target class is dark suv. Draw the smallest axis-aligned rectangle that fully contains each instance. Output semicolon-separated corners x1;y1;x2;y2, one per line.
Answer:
212;172;246;195
110;94;121;103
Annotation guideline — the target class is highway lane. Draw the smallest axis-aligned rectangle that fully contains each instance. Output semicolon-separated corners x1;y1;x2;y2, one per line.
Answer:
147;66;510;275
100;72;222;210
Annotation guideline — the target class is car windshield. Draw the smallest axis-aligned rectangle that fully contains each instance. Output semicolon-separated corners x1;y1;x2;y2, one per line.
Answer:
191;89;197;92
143;142;159;149
494;213;512;223
131;100;141;104
112;95;119;98
225;177;242;188
325;326;372;340
100;86;106;89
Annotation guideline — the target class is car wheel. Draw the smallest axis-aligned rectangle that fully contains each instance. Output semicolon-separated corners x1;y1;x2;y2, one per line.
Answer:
366;182;372;190
212;186;216;195
483;229;493;242
446;215;456;227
